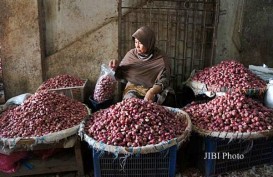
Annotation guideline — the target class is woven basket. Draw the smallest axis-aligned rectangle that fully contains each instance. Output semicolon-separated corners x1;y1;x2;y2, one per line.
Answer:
79;107;192;155
0;105;91;152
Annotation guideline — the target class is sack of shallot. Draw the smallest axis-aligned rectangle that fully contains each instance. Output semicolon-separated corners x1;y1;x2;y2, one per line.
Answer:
93;64;117;103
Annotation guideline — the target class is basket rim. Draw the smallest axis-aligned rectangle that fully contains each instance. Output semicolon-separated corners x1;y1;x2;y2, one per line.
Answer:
36;79;88;92
49;79;88;90
193;125;273;140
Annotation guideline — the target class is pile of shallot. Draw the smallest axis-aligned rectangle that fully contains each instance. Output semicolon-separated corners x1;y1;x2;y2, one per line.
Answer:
183;92;273;133
84;98;187;147
192;60;266;91
37;74;85;91
0;90;88;138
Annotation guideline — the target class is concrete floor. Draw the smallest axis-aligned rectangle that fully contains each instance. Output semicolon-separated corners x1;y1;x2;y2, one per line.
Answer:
17;165;273;177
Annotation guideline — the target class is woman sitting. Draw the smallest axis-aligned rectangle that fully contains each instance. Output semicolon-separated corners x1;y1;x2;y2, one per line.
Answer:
109;26;175;107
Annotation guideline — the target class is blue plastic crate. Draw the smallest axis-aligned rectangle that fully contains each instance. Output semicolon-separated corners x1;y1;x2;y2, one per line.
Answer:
191;133;273;177
92;145;177;177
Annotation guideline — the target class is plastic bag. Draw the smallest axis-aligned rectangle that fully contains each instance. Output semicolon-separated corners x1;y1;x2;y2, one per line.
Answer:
0;151;28;173
265;79;273;108
0;93;32;114
93;64;117;103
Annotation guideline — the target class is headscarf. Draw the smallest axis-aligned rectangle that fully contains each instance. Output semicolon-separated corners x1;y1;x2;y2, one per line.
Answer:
115;26;171;88
132;26;156;55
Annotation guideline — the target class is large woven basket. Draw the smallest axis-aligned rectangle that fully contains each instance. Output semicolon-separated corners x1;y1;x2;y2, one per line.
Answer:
0;105;91;154
79;107;192;155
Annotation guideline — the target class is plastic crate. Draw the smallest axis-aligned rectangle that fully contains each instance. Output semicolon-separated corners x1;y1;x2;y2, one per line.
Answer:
191;133;273;177
49;79;87;102
92;145;177;177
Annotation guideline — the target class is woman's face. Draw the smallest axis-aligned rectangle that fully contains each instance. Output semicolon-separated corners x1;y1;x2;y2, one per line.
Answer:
135;38;147;54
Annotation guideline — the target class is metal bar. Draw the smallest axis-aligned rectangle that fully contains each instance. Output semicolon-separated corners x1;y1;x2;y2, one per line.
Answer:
182;8;188;83
118;0;122;62
192;2;198;74
38;0;46;81
174;6;179;89
167;8;170;58
122;6;216;13
210;0;220;66
117;0;123;100
200;2;206;68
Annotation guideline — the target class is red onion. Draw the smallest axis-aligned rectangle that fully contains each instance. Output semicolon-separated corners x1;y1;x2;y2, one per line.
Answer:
84;98;187;147
37;74;85;91
183;92;273;133
192;60;267;92
0;90;88;138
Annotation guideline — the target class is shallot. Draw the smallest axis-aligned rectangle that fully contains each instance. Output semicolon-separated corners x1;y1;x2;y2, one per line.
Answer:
0;90;88;138
84;98;187;147
183;92;273;133
37;74;85;91
192;60;267;92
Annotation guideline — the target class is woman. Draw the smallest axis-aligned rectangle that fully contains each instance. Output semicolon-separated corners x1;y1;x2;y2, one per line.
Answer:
109;26;175;106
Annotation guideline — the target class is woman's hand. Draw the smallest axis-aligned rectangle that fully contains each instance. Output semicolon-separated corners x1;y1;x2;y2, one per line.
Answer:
144;85;161;102
144;89;156;102
109;59;119;71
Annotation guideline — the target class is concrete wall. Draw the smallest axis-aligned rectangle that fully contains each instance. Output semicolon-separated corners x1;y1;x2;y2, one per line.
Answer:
0;0;43;98
44;0;118;56
214;0;241;64
45;22;118;97
240;0;273;67
215;0;273;68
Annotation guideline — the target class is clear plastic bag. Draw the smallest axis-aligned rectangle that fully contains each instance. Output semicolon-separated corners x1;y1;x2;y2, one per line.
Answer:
265;79;273;108
0;93;32;114
93;64;117;103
